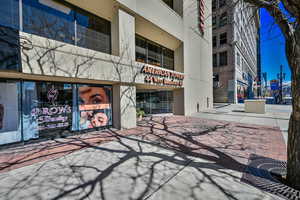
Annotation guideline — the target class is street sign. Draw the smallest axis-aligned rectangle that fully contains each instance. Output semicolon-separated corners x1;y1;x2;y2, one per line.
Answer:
270;80;279;90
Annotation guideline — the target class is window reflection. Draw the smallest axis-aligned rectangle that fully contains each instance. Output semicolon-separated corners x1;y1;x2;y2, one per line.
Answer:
163;48;174;70
22;81;73;140
0;26;20;71
135;35;174;70
22;0;111;54
136;91;173;114
23;0;75;45
147;41;162;67
76;9;111;54
136;36;147;63
0;0;19;29
0;80;21;145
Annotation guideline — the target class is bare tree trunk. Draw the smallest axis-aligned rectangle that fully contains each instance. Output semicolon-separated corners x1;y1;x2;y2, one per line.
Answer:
286;28;300;190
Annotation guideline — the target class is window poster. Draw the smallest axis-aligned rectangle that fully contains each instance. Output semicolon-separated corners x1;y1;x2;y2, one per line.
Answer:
0;81;21;145
23;81;73;140
78;85;112;130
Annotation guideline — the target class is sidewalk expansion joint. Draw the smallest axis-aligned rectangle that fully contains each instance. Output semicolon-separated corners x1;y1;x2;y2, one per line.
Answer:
143;159;193;200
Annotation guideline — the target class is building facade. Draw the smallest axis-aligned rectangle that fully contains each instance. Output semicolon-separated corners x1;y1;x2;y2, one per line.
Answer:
212;0;260;103
0;0;213;145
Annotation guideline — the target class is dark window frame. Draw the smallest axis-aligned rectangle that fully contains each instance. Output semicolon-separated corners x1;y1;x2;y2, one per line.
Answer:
213;35;217;48
213;53;218;67
162;0;174;9
212;0;217;10
219;0;226;8
219;12;228;27
219;32;227;45
212;16;217;29
219;51;228;66
213;74;219;82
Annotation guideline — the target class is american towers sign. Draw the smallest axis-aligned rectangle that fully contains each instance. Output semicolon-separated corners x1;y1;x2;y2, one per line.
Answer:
141;66;184;87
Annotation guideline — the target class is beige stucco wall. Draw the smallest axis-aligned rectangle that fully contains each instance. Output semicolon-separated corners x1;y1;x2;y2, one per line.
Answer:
20;31;185;86
113;84;137;129
135;16;182;51
64;0;116;21
116;0;183;41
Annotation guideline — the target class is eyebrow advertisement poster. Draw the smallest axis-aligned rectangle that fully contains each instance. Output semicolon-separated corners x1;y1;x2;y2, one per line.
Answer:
77;85;112;130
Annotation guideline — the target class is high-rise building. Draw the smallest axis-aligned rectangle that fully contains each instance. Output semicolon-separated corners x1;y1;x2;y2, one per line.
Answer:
0;0;213;145
212;0;260;103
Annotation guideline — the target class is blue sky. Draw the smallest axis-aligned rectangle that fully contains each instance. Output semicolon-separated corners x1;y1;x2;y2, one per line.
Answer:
260;8;291;81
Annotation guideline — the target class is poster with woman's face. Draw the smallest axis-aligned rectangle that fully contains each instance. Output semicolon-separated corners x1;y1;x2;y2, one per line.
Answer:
78;86;112;130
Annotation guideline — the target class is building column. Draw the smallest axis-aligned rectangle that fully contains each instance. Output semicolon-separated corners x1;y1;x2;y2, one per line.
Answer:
111;8;136;129
113;84;136;129
173;88;185;115
111;8;135;60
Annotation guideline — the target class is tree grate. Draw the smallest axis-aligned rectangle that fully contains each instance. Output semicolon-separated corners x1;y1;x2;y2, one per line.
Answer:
241;154;300;200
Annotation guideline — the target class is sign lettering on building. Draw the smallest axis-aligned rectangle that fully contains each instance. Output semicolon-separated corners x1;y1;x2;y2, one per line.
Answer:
141;66;184;87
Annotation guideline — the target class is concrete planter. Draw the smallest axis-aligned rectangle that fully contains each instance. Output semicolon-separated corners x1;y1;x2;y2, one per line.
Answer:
244;99;266;114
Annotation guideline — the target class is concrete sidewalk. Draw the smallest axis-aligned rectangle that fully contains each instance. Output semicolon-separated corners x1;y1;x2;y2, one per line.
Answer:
0;116;286;200
192;104;292;146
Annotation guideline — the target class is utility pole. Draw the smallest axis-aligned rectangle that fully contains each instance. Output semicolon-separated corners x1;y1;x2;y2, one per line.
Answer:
277;65;286;104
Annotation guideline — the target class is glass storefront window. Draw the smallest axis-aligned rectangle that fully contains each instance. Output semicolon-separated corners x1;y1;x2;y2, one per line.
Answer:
0;80;114;146
76;9;111;54
136;91;173;114
22;81;73;140
147;41;162;67
163;48;174;70
0;0;19;30
135;35;174;70
22;0;112;54
23;0;75;45
0;26;20;71
77;85;112;130
136;36;147;63
0;80;21;145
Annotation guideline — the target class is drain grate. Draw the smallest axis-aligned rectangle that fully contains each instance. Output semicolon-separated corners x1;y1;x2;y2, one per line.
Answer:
241;154;300;200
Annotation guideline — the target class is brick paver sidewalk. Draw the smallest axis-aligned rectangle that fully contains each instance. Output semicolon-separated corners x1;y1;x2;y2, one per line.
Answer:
0;116;286;174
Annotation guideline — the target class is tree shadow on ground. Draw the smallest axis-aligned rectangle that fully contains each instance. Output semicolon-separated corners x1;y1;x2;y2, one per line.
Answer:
0;116;279;200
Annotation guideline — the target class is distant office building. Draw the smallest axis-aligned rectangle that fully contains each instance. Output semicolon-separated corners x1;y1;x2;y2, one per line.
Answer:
212;0;260;103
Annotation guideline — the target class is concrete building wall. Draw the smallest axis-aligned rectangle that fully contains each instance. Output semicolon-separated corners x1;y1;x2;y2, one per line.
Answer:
135;16;181;51
65;0;116;21
113;84;136;129
118;9;135;60
183;0;213;114
116;0;184;41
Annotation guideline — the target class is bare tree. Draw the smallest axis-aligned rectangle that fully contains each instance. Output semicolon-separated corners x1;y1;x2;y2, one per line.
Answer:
231;0;300;190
